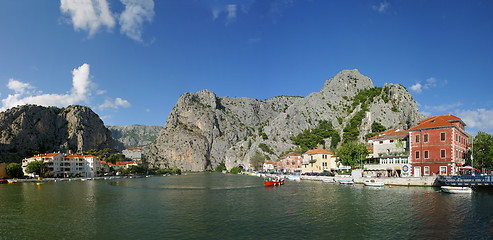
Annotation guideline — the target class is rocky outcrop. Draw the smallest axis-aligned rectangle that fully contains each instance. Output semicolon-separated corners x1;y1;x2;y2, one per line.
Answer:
0;105;114;162
107;125;162;150
146;69;424;171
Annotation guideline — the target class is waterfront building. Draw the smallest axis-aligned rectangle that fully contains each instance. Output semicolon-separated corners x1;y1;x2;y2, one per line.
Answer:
108;160;143;170
301;149;337;174
408;114;468;177
276;152;302;173
263;161;276;172
366;129;410;177
122;148;144;160
22;153;102;178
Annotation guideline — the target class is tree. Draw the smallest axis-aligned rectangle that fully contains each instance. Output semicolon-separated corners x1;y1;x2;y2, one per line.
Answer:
472;131;493;169
215;162;226;172
250;151;265;170
6;163;24;178
335;142;369;168
25;160;45;176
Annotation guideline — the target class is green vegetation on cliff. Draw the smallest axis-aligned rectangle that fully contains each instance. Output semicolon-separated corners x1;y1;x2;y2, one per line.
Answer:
290;120;340;153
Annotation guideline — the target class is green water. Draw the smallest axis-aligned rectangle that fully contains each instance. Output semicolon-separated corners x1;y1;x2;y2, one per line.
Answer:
1;173;493;239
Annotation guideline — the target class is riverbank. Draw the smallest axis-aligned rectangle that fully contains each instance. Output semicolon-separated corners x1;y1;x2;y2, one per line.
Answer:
301;175;437;186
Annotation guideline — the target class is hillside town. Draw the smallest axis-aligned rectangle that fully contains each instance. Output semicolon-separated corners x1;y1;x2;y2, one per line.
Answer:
0;114;480;183
264;114;472;179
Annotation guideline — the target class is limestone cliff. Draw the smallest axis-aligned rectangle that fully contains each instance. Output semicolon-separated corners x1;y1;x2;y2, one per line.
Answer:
108;125;162;150
146;70;423;171
0;105;114;162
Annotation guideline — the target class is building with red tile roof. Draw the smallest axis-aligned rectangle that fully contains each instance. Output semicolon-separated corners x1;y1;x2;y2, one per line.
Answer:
408;114;468;176
276;152;302;173
366;129;410;177
22;152;103;178
301;149;337;174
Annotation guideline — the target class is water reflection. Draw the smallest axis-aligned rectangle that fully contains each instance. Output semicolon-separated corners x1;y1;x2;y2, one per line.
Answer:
1;175;493;239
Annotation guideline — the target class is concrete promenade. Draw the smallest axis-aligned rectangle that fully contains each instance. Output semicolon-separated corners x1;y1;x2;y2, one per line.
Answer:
301;175;437;186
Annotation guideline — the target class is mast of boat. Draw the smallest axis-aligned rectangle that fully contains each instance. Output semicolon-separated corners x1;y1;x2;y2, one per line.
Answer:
471;136;474;175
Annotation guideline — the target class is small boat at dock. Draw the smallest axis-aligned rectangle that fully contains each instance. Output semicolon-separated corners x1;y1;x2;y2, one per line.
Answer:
338;179;354;184
364;179;385;187
322;178;336;183
441;186;473;194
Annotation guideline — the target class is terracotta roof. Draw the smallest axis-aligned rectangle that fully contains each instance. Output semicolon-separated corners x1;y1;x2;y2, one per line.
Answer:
265;161;275;164
303;149;332;155
29;152;62;159
126;148;144;151
409;114;465;131
369;129;408;141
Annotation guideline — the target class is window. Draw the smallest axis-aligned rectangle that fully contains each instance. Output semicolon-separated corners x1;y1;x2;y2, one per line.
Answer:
390;140;394;143
424;134;429;143
424;166;430;176
415;151;420;159
424;151;429;159
441;150;446;158
441;132;446;141
440;166;447;175
379;141;383;144
416;135;420;143
456;133;458;142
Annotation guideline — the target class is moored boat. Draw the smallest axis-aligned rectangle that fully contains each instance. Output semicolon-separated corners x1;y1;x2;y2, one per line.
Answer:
441;186;473;194
286;175;300;182
264;177;284;187
322;178;336;183
0;179;8;184
364;179;385;187
338;179;354;184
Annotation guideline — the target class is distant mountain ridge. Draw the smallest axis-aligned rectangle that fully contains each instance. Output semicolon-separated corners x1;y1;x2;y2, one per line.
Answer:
146;69;424;171
107;125;162;150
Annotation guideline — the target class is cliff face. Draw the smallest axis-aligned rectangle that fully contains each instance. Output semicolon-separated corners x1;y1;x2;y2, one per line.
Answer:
107;125;162;150
146;69;423;171
0;105;114;162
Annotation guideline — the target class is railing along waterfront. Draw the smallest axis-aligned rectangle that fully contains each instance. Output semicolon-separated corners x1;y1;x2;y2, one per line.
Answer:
437;175;493;186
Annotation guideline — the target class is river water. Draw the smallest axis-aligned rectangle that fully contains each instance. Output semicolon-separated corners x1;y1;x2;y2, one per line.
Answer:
1;173;492;239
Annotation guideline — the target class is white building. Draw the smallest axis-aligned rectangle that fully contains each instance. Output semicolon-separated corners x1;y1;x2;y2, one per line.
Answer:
366;129;410;177
122;148;144;160
22;153;102;178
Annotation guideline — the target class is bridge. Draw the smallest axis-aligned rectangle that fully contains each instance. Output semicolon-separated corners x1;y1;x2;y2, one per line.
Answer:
436;175;493;187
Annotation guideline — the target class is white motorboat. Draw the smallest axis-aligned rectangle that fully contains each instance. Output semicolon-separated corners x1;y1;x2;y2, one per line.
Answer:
441;186;473;194
322;178;336;183
338;179;354;184
363;179;385;187
286;175;301;182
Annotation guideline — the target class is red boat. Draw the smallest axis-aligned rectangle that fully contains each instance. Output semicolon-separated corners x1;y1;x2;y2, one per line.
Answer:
264;178;284;186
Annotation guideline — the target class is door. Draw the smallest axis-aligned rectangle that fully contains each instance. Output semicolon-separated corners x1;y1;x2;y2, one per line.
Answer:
414;167;421;177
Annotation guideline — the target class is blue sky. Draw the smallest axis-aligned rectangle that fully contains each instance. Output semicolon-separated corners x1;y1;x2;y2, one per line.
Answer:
1;0;492;135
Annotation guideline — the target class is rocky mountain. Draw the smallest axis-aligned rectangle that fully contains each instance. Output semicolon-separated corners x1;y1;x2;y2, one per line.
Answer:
146;69;424;171
107;125;162;150
0;105;114;162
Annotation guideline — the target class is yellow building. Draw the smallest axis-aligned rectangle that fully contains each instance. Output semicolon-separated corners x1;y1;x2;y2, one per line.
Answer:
301;149;337;174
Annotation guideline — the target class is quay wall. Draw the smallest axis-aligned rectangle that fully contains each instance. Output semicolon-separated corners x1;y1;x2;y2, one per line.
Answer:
301;175;437;186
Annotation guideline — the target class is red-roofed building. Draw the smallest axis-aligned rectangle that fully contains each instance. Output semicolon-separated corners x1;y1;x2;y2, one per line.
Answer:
122;148;144;160
276;152;302;173
301;149;337;174
366;129;410;177
22;152;103;178
408;114;468;176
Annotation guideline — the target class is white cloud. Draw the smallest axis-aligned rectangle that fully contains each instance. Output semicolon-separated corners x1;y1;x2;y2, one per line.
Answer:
7;79;35;95
99;97;131;110
410;77;447;94
60;0;116;37
1;63;130;112
119;0;155;42
226;4;237;22
410;83;422;93
456;108;493;131
373;1;390;13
